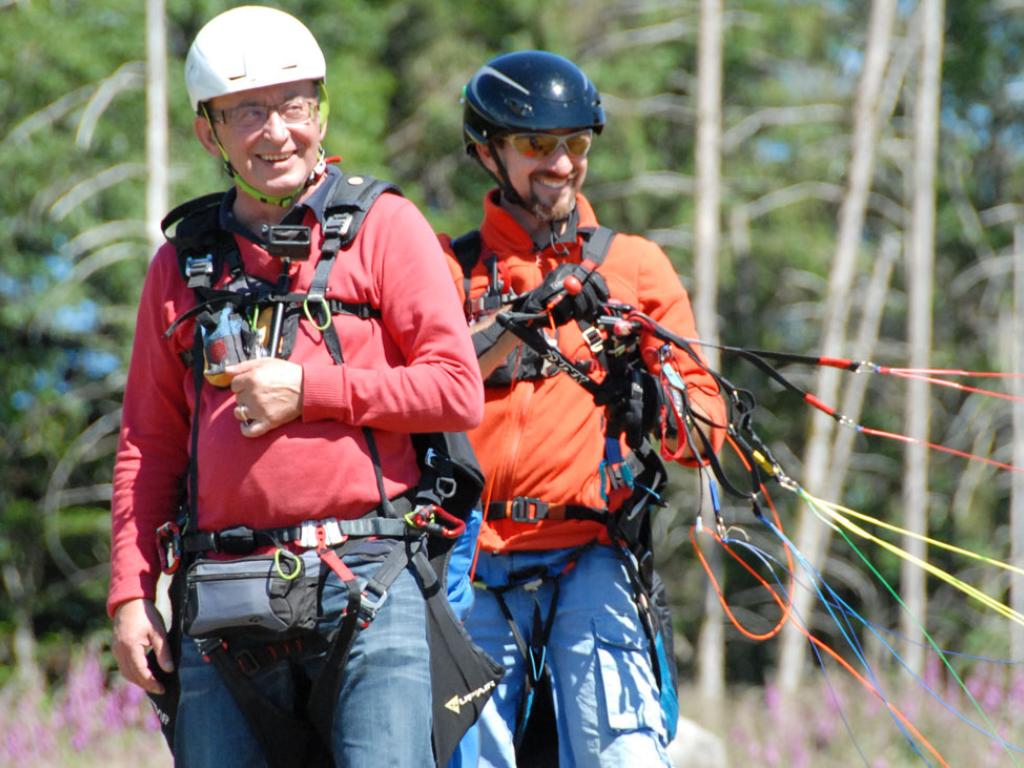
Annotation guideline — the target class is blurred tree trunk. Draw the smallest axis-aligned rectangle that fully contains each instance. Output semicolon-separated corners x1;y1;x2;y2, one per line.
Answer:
829;234;898;492
1010;223;1024;661
693;0;725;720
777;0;898;692
2;564;41;687
899;0;944;675
146;0;168;257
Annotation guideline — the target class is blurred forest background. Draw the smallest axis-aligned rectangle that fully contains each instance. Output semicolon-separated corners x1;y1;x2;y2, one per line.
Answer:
3;0;1024;764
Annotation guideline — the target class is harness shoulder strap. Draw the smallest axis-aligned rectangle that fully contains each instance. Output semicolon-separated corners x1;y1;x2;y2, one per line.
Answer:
319;173;402;258
450;229;482;311
451;229;482;277
161;191;224;241
163;191;240;290
578;224;614;269
302;172;401;364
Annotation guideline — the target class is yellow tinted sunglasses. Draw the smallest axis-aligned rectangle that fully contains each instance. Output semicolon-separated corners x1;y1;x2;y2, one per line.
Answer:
505;129;594;159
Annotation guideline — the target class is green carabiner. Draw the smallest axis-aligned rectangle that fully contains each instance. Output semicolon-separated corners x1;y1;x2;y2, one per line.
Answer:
274;548;303;581
303;296;331;332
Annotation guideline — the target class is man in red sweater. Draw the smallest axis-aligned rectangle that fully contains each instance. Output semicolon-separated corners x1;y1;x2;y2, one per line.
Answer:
442;51;727;766
109;7;482;767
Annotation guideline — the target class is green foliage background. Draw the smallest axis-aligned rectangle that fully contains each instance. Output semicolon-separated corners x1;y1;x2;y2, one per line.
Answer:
1;0;1022;691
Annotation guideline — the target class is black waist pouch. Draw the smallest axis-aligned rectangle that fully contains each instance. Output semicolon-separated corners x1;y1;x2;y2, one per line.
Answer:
183;549;321;639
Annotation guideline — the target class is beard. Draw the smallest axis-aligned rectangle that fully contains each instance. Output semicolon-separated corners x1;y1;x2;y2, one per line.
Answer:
528;197;575;223
525;180;578;223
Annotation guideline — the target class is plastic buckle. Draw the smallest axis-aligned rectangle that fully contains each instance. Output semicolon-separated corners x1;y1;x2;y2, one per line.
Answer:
193;636;221;662
266;225;312;260
298;520;320;549
581;325;605;354
216;525;257;554
323;212;353;239
607;461;636;491
313;521;348;553
509;497;548;523
184;253;214;279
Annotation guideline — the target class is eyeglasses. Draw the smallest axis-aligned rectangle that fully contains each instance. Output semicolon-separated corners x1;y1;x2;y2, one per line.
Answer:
504;130;594;159
213;96;319;132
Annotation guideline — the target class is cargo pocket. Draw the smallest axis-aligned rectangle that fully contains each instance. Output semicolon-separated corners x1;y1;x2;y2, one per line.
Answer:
592;617;666;738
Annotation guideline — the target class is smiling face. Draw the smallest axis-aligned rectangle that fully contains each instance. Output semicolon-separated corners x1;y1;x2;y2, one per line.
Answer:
194;79;325;210
479;128;590;234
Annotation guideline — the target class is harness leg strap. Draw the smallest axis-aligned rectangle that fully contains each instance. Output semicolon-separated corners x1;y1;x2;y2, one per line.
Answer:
306;537;419;744
196;637;325;768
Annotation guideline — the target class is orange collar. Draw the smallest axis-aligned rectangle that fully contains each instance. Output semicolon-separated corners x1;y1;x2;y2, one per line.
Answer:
478;189;600;261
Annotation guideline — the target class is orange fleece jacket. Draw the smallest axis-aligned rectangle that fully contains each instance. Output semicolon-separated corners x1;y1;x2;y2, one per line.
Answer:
442;191;725;554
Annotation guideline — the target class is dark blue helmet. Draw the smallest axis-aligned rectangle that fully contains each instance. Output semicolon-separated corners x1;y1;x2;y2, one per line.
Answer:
463;50;605;155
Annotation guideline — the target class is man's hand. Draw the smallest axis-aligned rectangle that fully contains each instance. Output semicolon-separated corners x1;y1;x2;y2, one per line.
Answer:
226;357;304;437
515;263;609;326
112;598;172;694
472;313;524;379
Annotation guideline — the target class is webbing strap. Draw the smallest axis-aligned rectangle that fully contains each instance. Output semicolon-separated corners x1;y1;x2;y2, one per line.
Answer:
307;537;421;743
186;328;204;536
197;637;325;768
485;499;606;524
182;500;417;555
490;577;562;749
611;544;671;697
580;225;614;266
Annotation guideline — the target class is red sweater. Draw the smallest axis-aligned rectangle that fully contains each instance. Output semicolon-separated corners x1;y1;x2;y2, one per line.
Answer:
442;191;726;554
109;183;482;616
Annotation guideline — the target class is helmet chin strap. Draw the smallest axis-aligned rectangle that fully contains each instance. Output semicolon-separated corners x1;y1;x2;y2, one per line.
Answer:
225;146;327;208
479;139;527;209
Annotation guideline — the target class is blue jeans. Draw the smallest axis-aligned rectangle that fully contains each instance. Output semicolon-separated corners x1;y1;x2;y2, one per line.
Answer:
465;545;672;768
174;552;433;768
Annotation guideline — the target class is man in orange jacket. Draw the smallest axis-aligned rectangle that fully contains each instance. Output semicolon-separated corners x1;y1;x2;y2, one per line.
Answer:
442;51;727;767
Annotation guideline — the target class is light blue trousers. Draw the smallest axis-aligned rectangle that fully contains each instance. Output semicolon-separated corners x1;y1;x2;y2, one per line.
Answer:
465;545;672;768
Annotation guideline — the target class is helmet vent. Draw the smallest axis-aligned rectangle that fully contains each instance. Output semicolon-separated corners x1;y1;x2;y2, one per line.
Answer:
505;98;533;117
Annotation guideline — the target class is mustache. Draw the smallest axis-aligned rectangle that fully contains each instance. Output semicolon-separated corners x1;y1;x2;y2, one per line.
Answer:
529;172;577;184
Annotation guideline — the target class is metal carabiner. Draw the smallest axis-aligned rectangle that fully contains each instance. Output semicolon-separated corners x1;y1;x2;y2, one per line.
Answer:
156;521;182;575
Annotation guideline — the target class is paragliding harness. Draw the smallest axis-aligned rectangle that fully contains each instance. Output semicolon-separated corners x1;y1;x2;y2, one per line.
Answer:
451;226;682;758
147;171;502;768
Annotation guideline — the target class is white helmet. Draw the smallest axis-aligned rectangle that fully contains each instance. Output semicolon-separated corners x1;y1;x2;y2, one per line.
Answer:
185;5;326;112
